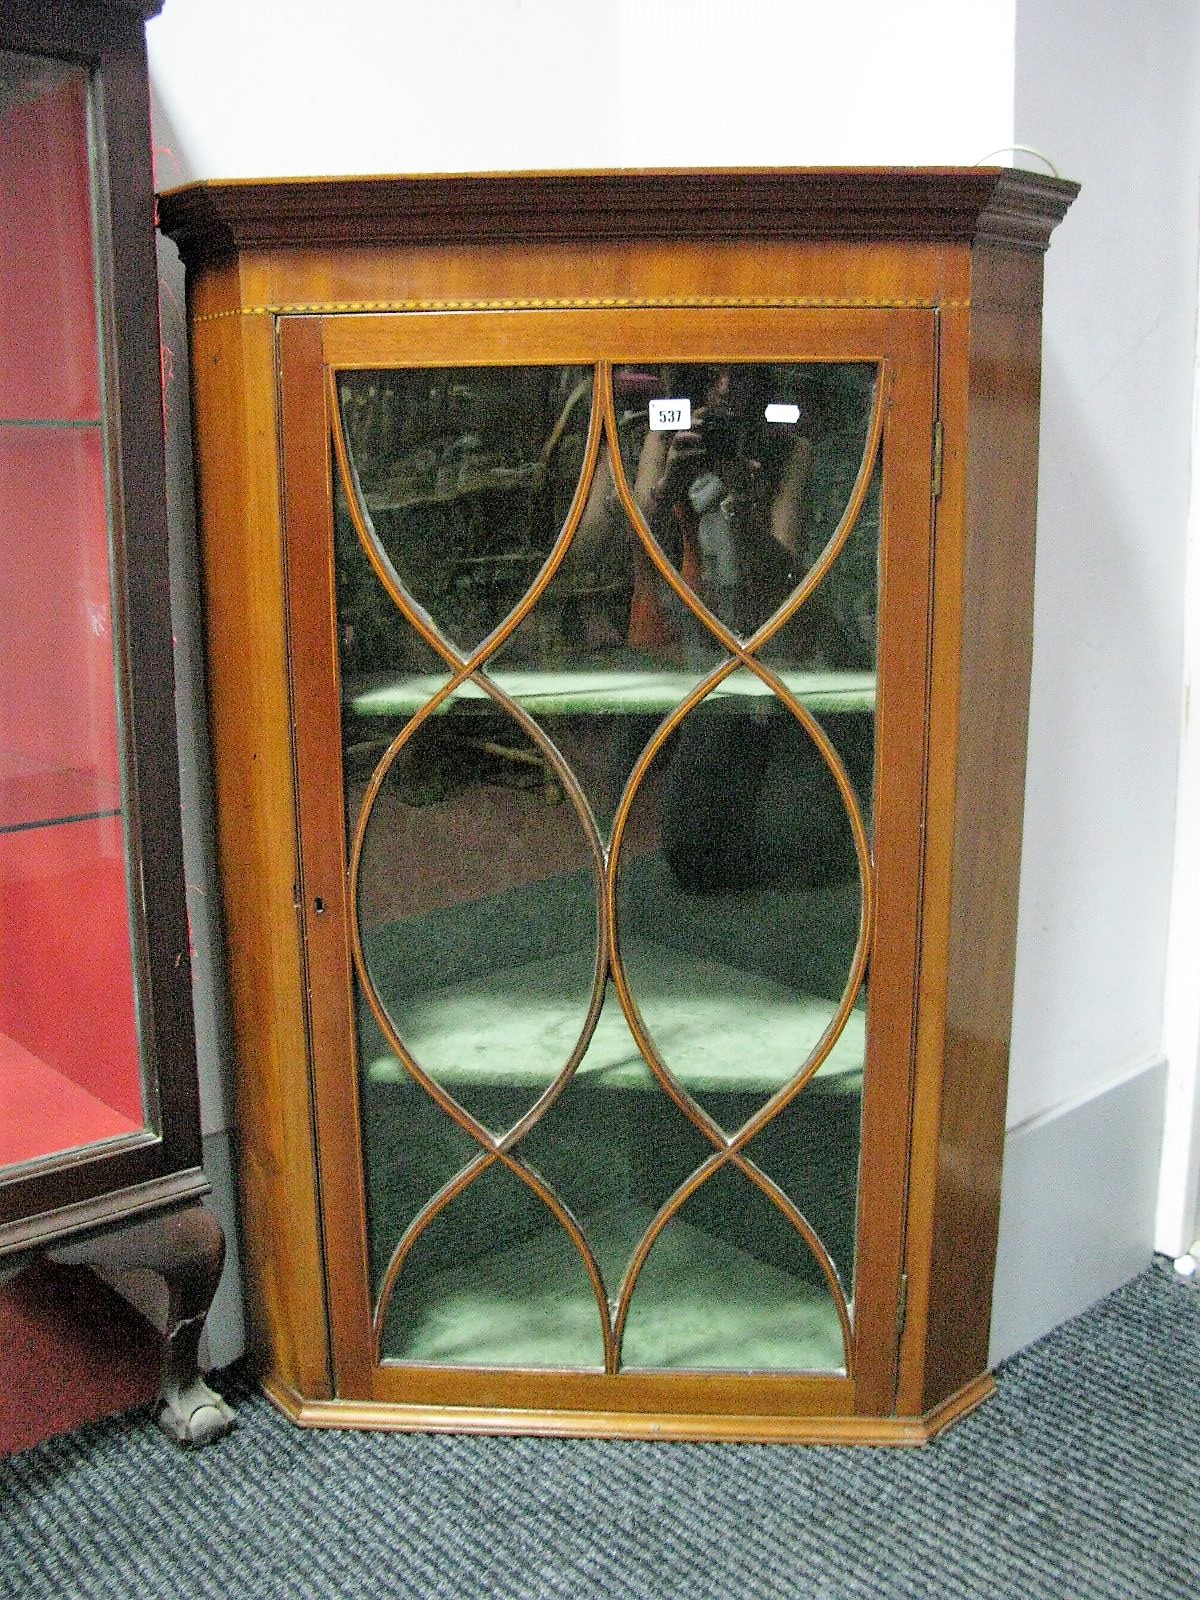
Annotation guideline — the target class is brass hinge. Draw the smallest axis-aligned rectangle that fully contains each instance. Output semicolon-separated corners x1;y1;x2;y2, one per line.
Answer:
897;1270;910;1336
931;419;944;500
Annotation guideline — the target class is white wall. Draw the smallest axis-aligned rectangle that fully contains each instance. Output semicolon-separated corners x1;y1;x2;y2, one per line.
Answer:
992;0;1200;1354
146;0;1200;1361
148;0;1017;180
611;0;1016;168
1160;329;1200;1255
1010;0;1199;1127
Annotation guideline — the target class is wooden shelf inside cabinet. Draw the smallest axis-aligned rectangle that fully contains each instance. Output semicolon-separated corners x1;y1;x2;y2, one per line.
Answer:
0;0;232;1447
160;166;1076;1444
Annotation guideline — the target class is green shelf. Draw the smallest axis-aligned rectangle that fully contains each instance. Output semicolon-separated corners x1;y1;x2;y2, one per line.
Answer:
382;1203;848;1374
348;666;877;721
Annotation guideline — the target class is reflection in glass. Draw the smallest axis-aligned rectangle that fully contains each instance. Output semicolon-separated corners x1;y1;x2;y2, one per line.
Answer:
335;358;880;1374
613;362;877;648
0;57;147;1170
488;437;706;837
337;365;592;653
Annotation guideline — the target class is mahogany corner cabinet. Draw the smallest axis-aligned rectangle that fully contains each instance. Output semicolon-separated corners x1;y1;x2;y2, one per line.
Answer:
159;168;1076;1444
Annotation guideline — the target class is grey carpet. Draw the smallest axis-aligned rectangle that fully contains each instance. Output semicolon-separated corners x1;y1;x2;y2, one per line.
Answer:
2;1260;1198;1600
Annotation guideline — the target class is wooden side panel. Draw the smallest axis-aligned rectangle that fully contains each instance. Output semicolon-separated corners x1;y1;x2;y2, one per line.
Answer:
188;263;331;1398
905;246;1047;1411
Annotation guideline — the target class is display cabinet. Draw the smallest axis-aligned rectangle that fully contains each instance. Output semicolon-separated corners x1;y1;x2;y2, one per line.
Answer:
0;0;232;1444
159;168;1075;1443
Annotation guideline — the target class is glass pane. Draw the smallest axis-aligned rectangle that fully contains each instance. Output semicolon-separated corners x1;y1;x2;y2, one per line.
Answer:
615;694;868;1132
354;714;599;1135
336;365;592;653
0;54;100;422
0;54;146;1169
378;1160;607;1369
620;1163;847;1372
0;434;144;1164
515;1017;718;1298
744;1072;863;1294
0;813;143;1166
614;363;876;647
606;391;878;1356
337;357;878;1373
359;1000;481;1295
491;438;708;839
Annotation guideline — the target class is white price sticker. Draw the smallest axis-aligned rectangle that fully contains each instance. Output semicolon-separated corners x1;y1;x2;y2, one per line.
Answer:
764;402;801;424
649;398;691;432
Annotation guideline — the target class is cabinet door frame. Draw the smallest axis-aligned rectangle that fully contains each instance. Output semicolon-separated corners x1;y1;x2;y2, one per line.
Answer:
279;304;936;1429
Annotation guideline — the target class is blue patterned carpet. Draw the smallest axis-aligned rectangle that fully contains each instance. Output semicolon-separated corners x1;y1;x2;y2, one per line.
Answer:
2;1261;1198;1600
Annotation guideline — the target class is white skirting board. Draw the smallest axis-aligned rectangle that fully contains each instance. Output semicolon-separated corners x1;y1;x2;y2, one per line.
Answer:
989;1056;1168;1368
196;1129;247;1372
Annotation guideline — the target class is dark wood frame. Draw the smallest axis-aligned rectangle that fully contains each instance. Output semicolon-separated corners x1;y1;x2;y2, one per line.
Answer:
0;0;232;1446
161;168;1077;1443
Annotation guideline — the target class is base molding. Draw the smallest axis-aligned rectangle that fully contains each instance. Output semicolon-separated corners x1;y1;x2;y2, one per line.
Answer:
259;1370;995;1447
990;1056;1166;1364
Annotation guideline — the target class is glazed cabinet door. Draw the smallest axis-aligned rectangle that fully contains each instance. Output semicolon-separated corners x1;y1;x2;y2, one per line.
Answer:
0;3;206;1251
280;306;935;1428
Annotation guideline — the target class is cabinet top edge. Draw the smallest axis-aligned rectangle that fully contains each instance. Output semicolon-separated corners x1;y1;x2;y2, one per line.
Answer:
1;0;162;28
1;0;163;53
157;167;1079;269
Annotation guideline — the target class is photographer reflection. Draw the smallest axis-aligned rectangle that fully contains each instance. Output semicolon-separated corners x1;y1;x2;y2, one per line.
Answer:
627;364;803;652
609;363;871;897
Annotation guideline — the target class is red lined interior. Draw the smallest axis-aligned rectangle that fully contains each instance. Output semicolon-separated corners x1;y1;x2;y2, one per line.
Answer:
0;817;144;1145
0;1030;141;1165
0;1260;159;1457
0;68;158;1461
0;432;122;801
1;67;144;1163
0;66;100;420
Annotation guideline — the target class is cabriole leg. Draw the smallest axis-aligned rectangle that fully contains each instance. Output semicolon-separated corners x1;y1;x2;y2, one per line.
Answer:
49;1203;236;1446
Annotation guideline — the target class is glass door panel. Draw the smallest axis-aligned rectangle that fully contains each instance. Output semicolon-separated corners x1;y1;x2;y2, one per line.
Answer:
618;1164;849;1372
332;355;881;1376
0;55;101;421
0;52;148;1167
353;709;600;1138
